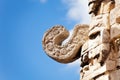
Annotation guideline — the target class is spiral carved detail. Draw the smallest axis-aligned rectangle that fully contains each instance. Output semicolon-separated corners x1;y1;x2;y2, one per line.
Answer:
42;24;89;63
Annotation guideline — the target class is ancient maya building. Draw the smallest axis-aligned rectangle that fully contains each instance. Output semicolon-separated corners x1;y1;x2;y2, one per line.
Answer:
42;0;120;80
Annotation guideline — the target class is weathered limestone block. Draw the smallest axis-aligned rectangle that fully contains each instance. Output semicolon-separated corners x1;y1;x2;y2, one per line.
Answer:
81;41;89;54
89;15;103;31
89;27;110;43
102;13;110;30
89;59;101;71
100;28;110;43
88;0;103;16
110;70;120;80
89;2;96;14
108;50;117;61
116;16;120;23
110;6;120;25
117;58;120;67
88;45;101;59
106;60;116;70
80;41;89;67
118;49;120;58
81;36;100;67
81;59;116;80
81;58;101;77
96;74;109;80
115;0;120;6
81;64;108;80
98;43;110;62
89;13;110;33
88;35;100;50
88;43;110;60
111;24;120;40
98;0;114;14
81;28;110;67
42;24;89;63
82;65;90;74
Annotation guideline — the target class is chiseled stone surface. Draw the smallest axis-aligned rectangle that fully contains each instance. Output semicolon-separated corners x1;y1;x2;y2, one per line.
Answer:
96;74;109;80
81;0;120;80
42;24;89;63
110;70;120;80
110;6;120;25
42;0;120;80
99;0;114;14
115;0;120;6
111;23;120;39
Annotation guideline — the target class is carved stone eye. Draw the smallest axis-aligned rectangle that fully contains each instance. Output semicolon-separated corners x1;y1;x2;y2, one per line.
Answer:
89;31;100;39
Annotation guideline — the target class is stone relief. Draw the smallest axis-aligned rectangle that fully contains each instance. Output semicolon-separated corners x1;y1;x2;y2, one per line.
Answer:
42;24;89;63
42;0;120;80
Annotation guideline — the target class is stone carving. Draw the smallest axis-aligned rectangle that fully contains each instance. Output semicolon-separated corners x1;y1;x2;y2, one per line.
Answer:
42;0;120;80
42;24;89;63
88;0;103;16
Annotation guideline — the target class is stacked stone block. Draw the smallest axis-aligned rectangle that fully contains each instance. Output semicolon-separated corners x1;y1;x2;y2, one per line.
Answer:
80;0;120;80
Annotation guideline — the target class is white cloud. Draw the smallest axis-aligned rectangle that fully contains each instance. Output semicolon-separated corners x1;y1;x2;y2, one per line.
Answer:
66;59;80;74
62;0;90;24
67;59;80;68
62;29;73;45
40;0;47;4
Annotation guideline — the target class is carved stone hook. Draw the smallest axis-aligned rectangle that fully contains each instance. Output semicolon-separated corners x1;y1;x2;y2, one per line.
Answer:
42;24;89;63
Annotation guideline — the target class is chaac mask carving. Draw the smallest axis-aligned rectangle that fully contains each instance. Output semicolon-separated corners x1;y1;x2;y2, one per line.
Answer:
42;0;120;80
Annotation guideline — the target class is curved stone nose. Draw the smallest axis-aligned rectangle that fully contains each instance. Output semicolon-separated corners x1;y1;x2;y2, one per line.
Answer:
42;24;89;63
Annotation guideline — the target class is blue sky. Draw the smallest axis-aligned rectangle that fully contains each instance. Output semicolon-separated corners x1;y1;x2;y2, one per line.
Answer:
0;0;89;80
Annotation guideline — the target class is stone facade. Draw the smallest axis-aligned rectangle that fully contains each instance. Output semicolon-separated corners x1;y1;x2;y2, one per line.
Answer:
42;0;120;80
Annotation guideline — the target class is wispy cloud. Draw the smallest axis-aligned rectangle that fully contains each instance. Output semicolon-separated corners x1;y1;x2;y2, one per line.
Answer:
40;0;47;4
67;59;80;68
65;59;80;74
62;0;90;24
